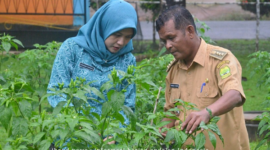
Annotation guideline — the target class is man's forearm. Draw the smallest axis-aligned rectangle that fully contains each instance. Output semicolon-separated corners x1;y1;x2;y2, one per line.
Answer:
207;89;243;117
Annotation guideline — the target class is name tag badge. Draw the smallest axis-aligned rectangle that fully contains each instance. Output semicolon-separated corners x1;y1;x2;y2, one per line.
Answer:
170;84;179;88
80;63;95;71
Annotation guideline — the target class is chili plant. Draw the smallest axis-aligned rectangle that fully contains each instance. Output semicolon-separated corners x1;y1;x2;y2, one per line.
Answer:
17;41;60;114
0;33;23;83
247;51;270;149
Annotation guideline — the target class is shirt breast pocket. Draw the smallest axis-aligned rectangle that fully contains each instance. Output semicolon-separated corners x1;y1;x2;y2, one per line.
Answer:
196;83;218;109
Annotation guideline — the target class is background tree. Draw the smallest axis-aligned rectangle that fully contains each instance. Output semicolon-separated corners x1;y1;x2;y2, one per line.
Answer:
140;0;163;48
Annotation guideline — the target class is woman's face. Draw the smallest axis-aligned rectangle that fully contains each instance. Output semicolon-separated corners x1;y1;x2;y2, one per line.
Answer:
105;28;134;53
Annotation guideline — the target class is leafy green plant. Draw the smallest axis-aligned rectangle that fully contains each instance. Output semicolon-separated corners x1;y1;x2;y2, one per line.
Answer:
0;62;223;149
247;51;270;149
0;33;23;82
159;100;223;149
194;17;215;44
18;42;60;114
0;34;224;149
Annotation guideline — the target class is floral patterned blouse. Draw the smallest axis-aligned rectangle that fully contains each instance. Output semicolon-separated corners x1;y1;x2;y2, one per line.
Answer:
47;38;136;125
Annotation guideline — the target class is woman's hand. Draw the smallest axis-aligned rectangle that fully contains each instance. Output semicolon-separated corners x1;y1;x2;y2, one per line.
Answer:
103;136;115;144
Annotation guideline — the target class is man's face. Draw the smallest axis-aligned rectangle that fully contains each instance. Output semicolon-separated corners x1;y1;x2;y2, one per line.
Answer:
158;19;192;61
105;28;133;53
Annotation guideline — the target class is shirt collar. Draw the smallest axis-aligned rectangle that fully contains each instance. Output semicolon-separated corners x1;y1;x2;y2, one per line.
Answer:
193;38;207;67
178;38;207;69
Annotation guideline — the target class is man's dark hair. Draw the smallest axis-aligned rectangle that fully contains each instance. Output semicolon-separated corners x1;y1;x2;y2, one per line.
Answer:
156;5;197;33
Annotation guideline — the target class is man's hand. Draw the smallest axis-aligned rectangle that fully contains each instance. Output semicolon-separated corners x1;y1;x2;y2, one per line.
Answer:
181;109;210;134
159;118;176;137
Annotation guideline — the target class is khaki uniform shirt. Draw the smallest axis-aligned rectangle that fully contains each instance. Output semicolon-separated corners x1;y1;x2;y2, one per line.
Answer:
165;39;250;150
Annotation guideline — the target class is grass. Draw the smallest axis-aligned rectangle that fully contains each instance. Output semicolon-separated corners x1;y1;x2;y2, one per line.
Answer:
250;141;268;150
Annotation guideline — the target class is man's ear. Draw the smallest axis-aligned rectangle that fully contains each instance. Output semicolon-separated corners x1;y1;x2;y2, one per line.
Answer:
186;25;196;39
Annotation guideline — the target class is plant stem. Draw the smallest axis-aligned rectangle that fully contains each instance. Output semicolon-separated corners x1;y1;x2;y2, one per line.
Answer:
0;51;3;71
150;87;162;126
38;68;41;115
100;109;111;148
147;87;162;149
15;101;34;135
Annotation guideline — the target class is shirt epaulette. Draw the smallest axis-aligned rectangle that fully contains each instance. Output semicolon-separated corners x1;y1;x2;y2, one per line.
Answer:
166;59;177;72
210;49;228;60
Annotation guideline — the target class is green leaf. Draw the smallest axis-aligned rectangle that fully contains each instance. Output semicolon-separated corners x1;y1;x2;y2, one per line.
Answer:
255;139;267;150
144;80;157;87
40;93;54;105
80;122;93;130
12;39;24;48
0;106;12;131
258;120;267;130
102;102;111;116
131;132;145;145
73;99;85;110
81;128;100;143
208;131;217;149
164;130;174;142
2;41;11;52
206;108;213;118
147;114;156;120
19;100;32;118
0;74;6;82
39;139;51;150
9;41;18;50
12;117;28;137
210;116;220;124
73;90;87;103
91;112;100;120
111;91;125;110
178;130;187;143
156;121;171;128
207;124;221;136
100;81;113;91
74;131;97;144
195;132;205;149
199;121;208;130
51;130;60;139
113;112;125;124
10;101;20;116
42;120;53;131
33;132;45;144
60;129;69;140
86;87;105;100
52;101;66;115
67;118;78;132
122;105;136;130
157;47;166;57
259;125;268;135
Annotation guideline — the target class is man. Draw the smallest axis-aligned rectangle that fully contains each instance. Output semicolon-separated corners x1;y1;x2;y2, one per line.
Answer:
156;5;250;150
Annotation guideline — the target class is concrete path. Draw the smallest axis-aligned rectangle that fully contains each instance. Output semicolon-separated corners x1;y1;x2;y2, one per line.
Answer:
140;21;270;40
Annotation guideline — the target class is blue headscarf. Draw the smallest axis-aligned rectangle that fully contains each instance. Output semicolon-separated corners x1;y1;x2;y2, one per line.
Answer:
72;0;137;66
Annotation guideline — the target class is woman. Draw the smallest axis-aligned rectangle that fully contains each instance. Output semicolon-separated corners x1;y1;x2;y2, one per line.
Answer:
47;0;137;125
